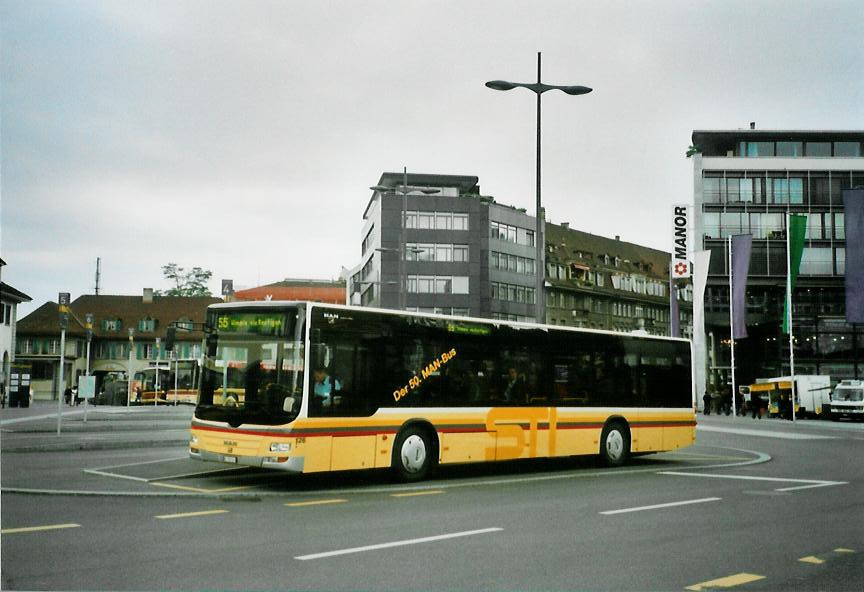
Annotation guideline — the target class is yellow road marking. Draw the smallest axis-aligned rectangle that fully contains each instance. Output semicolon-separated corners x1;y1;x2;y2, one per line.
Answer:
284;499;348;507
155;510;228;520
685;572;766;591
391;490;445;498
835;548;855;553
799;555;825;564
1;523;81;535
151;482;253;493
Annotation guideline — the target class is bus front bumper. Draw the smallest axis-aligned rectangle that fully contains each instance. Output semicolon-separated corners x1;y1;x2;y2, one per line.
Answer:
189;448;305;473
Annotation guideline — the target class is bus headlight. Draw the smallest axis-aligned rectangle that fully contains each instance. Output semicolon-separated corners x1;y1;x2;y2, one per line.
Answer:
270;442;292;453
190;435;198;445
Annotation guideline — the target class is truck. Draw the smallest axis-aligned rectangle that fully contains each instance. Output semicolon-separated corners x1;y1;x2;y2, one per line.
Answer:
829;380;864;421
743;375;832;418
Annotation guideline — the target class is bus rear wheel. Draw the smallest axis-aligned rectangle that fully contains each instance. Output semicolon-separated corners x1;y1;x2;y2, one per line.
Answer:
392;426;436;482
599;422;630;467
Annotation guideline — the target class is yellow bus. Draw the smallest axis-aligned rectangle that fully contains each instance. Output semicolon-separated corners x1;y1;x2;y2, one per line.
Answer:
189;302;696;481
135;360;200;405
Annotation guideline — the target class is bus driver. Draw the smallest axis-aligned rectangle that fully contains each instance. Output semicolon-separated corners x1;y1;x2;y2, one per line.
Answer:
312;366;342;408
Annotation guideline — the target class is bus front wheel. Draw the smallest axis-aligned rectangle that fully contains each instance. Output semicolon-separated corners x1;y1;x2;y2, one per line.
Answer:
392;426;435;482
599;422;630;467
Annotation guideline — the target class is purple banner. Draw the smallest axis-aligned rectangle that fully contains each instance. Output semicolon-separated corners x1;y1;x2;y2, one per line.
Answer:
731;234;752;339
843;189;864;323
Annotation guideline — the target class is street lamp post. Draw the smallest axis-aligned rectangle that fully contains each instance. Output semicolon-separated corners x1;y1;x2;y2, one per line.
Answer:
127;328;135;408
371;169;440;310
486;52;592;324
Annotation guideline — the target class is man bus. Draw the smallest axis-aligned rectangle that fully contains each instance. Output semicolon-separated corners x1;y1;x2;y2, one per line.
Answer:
189;302;695;481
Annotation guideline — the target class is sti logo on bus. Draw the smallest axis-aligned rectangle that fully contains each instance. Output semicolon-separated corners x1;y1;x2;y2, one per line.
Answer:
672;205;690;278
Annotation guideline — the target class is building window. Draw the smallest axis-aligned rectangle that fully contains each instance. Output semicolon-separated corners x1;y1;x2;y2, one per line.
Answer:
407;275;469;294
102;318;122;331
834;142;861;157
453;213;469;230
776;141;803;157
418;212;434;229
453;245;469;262
805;142;831;157
361;226;375;255
800;247;833;275
435;213;452;230
138;318;156;332
144;344;154;359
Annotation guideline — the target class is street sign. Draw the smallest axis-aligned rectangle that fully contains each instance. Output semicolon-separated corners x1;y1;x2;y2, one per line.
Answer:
78;375;96;399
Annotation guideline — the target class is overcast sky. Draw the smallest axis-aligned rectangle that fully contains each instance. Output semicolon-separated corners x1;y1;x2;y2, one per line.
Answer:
2;0;862;318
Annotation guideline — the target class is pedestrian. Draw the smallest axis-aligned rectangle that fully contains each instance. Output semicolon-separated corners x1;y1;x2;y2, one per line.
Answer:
0;381;6;409
64;386;73;406
702;391;711;415
751;394;762;419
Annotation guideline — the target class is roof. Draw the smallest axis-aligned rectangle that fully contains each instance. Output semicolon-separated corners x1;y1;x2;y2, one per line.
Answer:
1;282;33;304
546;223;670;279
363;172;481;219
17;294;221;339
691;129;864;156
234;279;345;304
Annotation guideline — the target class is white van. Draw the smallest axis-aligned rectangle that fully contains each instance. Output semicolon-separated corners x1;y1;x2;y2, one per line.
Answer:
830;380;864;421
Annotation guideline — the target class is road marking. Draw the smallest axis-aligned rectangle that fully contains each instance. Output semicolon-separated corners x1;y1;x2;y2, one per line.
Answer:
285;499;348;507
835;548;855;553
391;490;444;498
697;425;836;440
600;497;721;516
1;523;81;534
151;482;253;494
295;527;503;561
155;510;228;520
659;471;847;491
799;555;825;564
685;572;765;590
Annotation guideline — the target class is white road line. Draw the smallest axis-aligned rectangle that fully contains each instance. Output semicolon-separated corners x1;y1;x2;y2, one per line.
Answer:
660;471;847;491
89;457;189;471
600;497;721;516
295;527;503;561
697;425;836;440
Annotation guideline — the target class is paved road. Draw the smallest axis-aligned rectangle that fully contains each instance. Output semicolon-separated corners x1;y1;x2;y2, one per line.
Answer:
2;413;862;591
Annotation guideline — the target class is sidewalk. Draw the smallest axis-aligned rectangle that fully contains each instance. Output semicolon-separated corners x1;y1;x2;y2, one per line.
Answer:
0;402;194;452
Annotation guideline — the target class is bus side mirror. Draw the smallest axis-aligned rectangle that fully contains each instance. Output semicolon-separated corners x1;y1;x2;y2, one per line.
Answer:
206;334;217;357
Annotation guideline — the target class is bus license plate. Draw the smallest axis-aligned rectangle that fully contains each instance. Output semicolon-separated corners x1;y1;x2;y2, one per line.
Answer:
223;455;237;463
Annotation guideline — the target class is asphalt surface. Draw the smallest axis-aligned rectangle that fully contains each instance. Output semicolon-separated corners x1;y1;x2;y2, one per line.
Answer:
1;405;862;591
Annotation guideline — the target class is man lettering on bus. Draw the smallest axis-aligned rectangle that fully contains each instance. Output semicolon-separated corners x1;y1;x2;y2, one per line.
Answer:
312;366;342;408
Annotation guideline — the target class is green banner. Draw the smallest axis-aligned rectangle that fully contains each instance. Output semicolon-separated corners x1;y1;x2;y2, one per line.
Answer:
782;214;807;334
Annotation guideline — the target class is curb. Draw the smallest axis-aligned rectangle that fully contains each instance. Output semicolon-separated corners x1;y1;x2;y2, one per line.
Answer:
0;439;188;453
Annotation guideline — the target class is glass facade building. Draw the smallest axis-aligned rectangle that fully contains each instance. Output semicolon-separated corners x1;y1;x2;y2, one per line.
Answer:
692;130;864;391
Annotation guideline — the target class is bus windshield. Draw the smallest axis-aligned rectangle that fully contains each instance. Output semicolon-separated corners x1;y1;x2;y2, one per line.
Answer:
196;308;304;426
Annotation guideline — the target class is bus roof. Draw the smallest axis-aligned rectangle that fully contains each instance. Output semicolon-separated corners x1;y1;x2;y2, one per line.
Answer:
207;300;691;344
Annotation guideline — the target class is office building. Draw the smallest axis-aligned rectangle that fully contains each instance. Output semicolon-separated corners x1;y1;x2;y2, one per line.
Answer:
347;172;540;321
691;128;864;389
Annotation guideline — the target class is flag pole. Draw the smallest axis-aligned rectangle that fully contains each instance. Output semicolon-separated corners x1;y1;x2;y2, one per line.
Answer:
786;212;797;423
728;235;736;417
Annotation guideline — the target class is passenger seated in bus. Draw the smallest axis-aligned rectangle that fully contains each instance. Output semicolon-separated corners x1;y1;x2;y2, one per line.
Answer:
312;366;342;409
502;367;527;404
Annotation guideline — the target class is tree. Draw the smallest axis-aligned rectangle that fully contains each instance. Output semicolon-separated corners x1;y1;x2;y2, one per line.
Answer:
157;263;213;297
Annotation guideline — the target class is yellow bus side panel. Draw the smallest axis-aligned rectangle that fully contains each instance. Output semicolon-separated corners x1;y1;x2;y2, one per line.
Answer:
632;425;664;453
439;431;497;464
375;434;394;469
555;426;602;457
297;436;332;473
331;435;376;471
664;424;696;451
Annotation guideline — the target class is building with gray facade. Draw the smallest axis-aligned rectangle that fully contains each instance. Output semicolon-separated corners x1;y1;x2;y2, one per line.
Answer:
347;172;540;321
691;128;864;390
